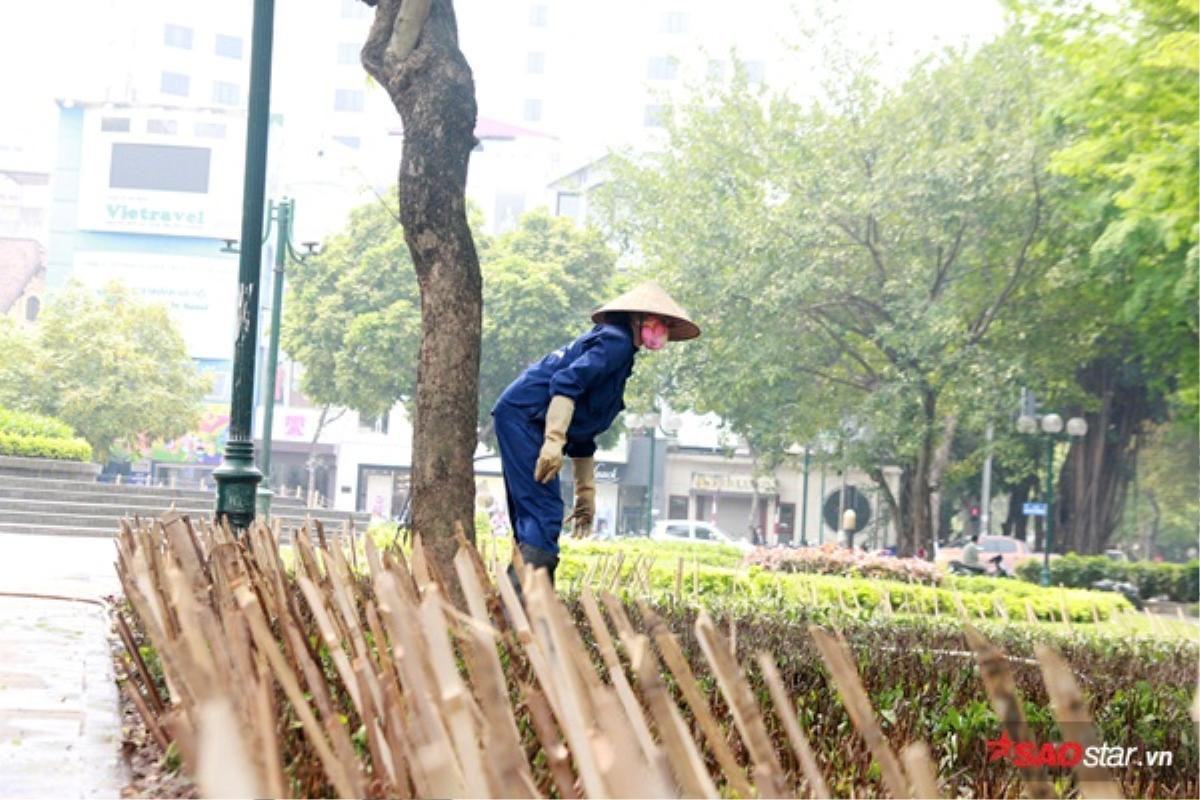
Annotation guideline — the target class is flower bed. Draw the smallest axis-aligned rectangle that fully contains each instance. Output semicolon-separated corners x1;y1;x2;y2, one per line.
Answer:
743;542;942;584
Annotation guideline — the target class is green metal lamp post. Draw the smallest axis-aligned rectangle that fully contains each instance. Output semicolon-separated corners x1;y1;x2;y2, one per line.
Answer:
1016;409;1088;587
253;198;320;517
212;0;276;534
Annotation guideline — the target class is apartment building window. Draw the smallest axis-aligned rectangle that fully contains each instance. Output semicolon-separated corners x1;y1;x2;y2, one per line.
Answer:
523;97;543;122
194;122;227;139
212;81;240;106
163;24;193;49
526;51;545;75
101;117;131;132
359;412;389;434
333;135;361;149
146;118;179;135
646;56;678;80
661;12;688;34
341;0;369;18
337;42;359;65
529;3;548;26
555;191;581;219
214;34;243;59
334;88;365;112
643;104;666;128
160;71;190;97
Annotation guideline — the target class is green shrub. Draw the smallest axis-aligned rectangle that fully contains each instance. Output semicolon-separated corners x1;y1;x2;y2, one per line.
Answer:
0;430;92;461
1017;552;1199;602
0;407;76;440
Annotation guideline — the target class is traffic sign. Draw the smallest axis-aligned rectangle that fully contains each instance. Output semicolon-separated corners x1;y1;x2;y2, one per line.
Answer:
1023;502;1047;517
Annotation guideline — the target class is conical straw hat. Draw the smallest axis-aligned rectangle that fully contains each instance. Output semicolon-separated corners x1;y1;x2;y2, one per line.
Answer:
591;280;701;341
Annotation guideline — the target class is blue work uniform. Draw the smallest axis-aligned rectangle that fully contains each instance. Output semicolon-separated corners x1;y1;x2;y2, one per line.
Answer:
491;323;637;554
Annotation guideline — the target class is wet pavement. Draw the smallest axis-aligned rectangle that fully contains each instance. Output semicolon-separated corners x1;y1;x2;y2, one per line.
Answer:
0;533;125;799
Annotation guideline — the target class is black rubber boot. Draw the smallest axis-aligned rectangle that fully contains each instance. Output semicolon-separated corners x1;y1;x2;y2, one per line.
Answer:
506;541;560;605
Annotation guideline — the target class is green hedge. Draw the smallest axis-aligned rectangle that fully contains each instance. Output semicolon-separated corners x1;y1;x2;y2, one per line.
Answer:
0;430;92;462
1016;553;1199;602
0;407;75;440
553;548;1132;624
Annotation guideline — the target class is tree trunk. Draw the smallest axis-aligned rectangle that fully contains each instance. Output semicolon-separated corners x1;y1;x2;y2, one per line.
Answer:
1057;356;1154;554
362;0;482;600
305;405;345;508
1001;474;1035;542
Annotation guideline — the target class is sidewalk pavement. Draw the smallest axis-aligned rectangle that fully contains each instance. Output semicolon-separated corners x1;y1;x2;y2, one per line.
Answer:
0;533;126;799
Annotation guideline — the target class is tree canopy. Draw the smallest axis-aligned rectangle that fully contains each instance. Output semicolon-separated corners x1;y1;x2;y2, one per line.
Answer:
282;197;617;436
0;282;207;461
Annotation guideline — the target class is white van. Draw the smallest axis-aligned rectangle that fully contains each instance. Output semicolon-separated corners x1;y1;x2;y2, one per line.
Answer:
649;520;754;553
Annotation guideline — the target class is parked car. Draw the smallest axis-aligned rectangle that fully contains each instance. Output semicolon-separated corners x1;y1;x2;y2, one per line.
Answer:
936;535;1045;575
649;520;754;553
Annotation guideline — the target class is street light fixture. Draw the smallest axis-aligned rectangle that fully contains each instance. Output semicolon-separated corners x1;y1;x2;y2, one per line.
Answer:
220;197;321;517
1016;402;1088;587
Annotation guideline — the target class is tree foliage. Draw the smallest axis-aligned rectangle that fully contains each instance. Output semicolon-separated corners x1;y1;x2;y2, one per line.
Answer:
600;36;1062;554
282;197;617;435
0;282;206;461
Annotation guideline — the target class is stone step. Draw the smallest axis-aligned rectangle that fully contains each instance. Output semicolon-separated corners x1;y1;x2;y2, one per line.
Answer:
0;485;342;515
0;474;318;505
0;496;367;527
0;519;329;542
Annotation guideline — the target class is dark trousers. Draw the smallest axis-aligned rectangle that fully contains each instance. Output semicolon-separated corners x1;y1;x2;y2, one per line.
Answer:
492;402;563;557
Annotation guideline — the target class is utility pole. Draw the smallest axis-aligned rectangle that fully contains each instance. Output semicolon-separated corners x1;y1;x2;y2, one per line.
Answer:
980;422;994;536
212;0;275;534
799;447;810;545
256;198;290;516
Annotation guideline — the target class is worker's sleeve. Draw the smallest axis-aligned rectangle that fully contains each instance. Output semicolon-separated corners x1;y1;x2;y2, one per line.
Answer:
547;328;633;402
564;439;597;458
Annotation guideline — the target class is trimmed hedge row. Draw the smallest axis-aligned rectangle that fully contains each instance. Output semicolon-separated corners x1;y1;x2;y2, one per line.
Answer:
553;542;1132;624
0;430;93;462
1016;552;1199;602
0;407;75;440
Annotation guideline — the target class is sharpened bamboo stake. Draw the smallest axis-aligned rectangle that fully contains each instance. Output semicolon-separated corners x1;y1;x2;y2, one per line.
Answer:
962;624;1056;800
901;741;940;800
696;611;788;797
808;627;909;800
1034;645;1124;800
757;652;830;799
638;602;754;798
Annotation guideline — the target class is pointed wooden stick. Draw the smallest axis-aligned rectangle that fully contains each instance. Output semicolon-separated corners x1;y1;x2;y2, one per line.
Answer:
757;652;830;799
1034;645;1124;800
808;626;909;800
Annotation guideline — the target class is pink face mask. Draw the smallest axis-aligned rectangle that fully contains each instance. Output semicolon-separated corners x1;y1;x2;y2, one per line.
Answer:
640;316;669;350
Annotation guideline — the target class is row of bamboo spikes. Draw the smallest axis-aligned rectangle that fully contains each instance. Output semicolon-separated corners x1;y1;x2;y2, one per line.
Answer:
114;512;1128;799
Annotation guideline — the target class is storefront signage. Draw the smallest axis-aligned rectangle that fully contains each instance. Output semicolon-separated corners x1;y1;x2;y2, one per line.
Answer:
691;471;777;494
595;463;622;483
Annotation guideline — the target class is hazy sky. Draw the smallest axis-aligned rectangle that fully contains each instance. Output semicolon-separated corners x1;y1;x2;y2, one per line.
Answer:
0;0;1008;169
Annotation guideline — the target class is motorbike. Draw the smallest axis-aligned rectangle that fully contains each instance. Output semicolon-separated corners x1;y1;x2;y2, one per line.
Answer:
1090;577;1145;610
949;554;1011;579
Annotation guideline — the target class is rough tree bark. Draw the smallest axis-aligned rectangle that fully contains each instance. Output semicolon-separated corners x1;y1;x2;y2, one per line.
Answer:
361;0;482;595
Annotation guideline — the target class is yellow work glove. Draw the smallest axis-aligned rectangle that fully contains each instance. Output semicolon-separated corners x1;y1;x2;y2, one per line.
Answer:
566;456;595;537
534;395;575;483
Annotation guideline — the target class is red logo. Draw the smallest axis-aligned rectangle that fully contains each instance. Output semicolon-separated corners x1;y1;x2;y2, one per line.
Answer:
986;732;1084;768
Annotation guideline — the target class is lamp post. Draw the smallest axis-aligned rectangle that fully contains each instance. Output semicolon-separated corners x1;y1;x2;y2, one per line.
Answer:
212;0;276;535
627;410;680;535
799;447;810;545
223;198;320;516
1016;408;1088;586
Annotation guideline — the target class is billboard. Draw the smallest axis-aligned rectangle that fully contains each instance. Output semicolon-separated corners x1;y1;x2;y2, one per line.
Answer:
74;107;245;238
72;250;237;360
